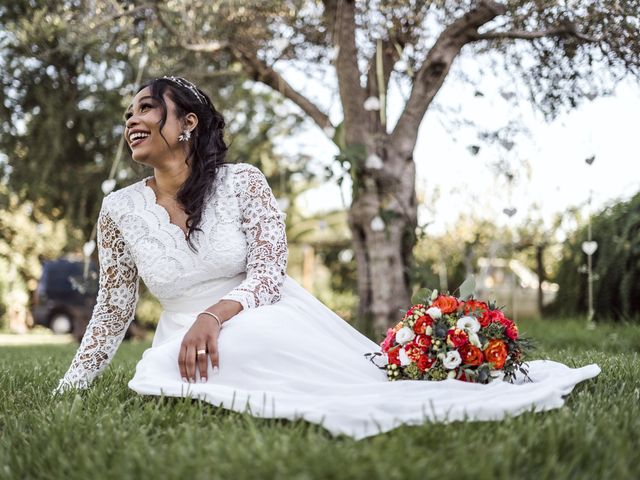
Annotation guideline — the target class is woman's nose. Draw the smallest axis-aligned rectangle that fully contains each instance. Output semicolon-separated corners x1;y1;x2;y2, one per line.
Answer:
125;115;138;129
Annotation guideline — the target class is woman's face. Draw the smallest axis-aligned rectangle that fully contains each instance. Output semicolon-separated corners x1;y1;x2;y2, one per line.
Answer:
124;86;188;166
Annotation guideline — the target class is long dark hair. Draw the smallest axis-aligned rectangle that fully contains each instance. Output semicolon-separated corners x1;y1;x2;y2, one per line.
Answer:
135;77;229;250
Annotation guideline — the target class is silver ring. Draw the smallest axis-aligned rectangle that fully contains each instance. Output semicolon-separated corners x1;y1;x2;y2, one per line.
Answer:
196;349;206;355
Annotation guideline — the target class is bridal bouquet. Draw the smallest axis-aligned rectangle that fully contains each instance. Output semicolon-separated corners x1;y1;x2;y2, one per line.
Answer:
367;286;532;384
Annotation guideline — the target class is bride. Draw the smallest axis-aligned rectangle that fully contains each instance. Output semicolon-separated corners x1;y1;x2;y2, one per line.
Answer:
55;76;600;440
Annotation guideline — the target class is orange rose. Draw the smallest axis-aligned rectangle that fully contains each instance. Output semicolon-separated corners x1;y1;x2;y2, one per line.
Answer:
459;344;484;366
413;315;433;334
392;321;404;333
483;339;508;369
463;300;490;326
432;295;460;314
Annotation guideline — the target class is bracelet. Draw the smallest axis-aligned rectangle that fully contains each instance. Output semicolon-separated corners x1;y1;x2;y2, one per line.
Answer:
198;310;222;329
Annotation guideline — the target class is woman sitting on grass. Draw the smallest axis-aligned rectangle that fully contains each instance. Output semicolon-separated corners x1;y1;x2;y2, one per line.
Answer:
55;76;600;440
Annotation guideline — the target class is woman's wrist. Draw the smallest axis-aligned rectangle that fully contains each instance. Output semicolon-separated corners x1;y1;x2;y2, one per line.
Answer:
198;310;222;328
202;300;243;324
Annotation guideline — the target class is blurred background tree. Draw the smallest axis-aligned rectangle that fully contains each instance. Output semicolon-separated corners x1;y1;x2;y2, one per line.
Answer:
550;192;640;321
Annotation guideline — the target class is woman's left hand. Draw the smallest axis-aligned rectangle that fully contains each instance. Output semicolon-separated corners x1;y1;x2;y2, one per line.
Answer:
178;314;221;383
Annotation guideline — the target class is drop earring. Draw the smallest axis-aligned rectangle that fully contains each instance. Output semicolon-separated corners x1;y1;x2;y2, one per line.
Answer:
178;129;191;142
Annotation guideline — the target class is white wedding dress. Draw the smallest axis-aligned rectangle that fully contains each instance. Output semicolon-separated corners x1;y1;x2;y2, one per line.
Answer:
57;163;600;440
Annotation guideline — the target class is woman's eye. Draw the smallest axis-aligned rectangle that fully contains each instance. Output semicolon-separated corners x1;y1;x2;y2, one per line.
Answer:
124;103;153;120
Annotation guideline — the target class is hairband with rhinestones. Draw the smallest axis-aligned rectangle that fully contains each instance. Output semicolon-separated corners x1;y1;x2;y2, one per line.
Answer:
161;75;207;104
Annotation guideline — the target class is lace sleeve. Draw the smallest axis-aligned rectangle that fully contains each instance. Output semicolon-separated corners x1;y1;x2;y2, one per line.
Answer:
54;201;140;393
220;164;288;309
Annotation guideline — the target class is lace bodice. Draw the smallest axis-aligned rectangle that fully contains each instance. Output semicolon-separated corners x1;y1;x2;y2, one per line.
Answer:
55;163;288;391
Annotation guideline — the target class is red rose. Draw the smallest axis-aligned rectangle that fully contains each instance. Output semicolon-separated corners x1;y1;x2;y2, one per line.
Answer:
463;300;490;326
432;295;460;314
405;341;423;362
446;328;469;348
459;344;484;366
417;354;435;372
387;345;401;366
413;315;433;334
414;334;432;349
505;322;519;340
487;309;506;325
484;339;508;369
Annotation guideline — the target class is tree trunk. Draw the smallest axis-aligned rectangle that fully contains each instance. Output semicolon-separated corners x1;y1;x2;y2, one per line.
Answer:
348;149;418;336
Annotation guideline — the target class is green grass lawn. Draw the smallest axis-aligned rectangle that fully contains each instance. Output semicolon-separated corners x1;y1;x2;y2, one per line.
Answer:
1;318;638;479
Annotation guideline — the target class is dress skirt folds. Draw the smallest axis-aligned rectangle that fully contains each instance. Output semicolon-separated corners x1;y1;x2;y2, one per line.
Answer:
128;274;600;440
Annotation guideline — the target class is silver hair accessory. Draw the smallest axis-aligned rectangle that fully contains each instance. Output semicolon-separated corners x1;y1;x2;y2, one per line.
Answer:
162;75;207;104
178;129;192;142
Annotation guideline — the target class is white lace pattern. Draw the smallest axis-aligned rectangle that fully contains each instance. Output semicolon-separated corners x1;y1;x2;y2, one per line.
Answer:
55;163;288;392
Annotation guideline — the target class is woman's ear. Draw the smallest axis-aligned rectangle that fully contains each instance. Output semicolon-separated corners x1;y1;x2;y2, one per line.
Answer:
184;112;199;132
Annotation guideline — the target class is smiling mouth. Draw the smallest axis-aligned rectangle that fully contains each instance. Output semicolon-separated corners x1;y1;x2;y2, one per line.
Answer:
131;137;147;148
129;132;150;148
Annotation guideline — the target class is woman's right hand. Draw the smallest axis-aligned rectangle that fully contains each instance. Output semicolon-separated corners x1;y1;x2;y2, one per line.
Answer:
178;314;221;383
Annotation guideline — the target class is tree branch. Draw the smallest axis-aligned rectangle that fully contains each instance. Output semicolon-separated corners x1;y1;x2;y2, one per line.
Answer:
389;0;507;157
325;0;367;145
152;4;333;133
231;46;333;132
472;26;597;43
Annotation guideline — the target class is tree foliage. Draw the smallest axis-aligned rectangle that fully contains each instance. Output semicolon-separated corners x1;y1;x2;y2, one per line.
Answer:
0;0;308;236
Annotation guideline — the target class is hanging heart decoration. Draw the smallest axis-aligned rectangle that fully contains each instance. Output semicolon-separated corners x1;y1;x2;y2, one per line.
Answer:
500;91;516;101
467;145;480;156
500;139;515;151
365;154;384;169
101;179;116;195
503;207;517;217
582;241;598;255
82;240;96;257
370;216;385;232
363;96;381;111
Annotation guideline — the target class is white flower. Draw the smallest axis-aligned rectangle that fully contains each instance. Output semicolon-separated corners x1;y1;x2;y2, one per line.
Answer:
456;316;481;333
468;332;482;348
425;325;433;336
426;307;442;319
395;326;415;345
399;348;411;366
443;350;462;370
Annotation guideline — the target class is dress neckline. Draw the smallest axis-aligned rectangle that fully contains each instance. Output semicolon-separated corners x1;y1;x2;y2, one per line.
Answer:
140;176;190;242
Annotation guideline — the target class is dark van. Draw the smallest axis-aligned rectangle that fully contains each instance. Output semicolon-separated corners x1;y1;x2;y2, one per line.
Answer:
32;258;140;342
